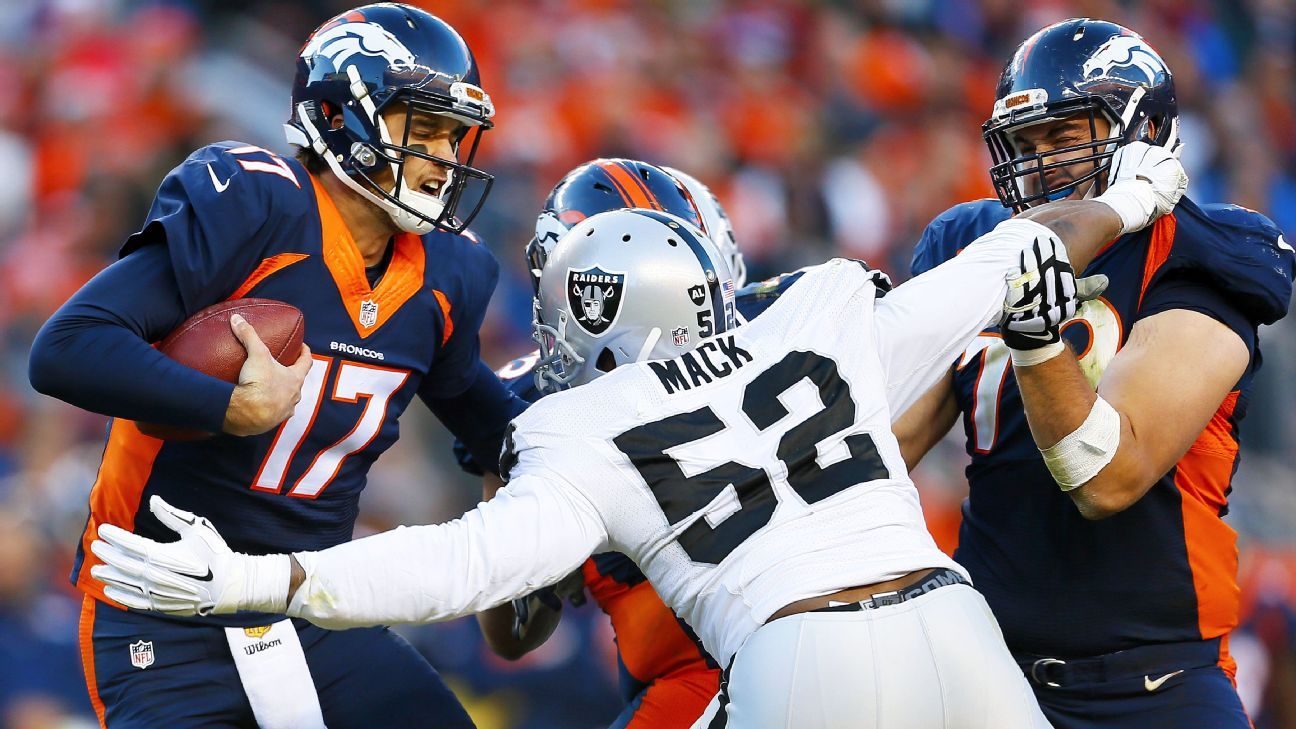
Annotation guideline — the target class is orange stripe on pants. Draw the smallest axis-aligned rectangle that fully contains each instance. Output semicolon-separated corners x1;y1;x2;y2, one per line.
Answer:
79;595;108;728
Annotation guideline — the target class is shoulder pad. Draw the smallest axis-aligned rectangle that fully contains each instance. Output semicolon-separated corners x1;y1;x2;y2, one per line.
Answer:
911;199;1011;276
1154;198;1294;326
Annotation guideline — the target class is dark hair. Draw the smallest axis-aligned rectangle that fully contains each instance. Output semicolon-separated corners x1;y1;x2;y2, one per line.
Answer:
294;147;329;175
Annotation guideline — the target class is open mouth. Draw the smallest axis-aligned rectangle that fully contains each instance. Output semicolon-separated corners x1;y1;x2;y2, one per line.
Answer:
418;181;444;197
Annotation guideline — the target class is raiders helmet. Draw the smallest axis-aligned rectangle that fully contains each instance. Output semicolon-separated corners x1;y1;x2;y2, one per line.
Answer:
534;209;737;392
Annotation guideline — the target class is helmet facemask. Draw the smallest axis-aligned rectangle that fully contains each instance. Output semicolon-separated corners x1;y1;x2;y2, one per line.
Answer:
985;96;1128;212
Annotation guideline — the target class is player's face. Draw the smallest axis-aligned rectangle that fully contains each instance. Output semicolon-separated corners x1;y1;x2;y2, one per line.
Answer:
377;107;464;198
1008;113;1112;201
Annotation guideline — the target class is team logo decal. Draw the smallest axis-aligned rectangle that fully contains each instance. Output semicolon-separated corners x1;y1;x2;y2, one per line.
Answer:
243;626;273;640
672;326;690;347
359;299;378;328
1082;36;1166;85
687;285;706;306
568;267;625;336
301;20;416;70
129;640;155;670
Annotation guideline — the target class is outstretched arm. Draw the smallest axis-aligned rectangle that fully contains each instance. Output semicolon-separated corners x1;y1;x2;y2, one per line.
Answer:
92;472;608;628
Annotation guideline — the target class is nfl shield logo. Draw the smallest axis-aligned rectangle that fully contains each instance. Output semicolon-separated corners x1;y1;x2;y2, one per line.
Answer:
672;327;690;347
359;299;378;328
129;640;154;670
567;267;626;337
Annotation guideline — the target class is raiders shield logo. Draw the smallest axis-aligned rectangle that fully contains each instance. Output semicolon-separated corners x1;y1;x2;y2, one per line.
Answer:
129;639;155;670
567;267;625;337
687;284;706;306
359;299;378;328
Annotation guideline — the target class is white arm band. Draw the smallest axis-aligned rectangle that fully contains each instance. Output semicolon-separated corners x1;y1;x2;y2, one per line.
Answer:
1040;395;1121;491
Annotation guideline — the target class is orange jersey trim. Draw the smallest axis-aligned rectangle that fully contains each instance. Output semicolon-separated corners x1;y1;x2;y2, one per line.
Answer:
1176;390;1242;677
79;595;108;729
584;569;713;684
226;253;310;300
76;420;165;606
310;175;428;339
433;290;454;345
1138;213;1177;307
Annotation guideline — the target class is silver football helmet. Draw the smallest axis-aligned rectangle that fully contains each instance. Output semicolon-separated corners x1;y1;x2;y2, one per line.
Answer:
534;209;737;393
663;167;746;287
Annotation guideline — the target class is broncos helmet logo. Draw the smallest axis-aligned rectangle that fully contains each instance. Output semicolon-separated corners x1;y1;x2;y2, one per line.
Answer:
1082;36;1166;85
301;21;416;71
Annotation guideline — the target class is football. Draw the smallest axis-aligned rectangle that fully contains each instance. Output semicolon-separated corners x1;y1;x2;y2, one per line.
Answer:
136;299;306;441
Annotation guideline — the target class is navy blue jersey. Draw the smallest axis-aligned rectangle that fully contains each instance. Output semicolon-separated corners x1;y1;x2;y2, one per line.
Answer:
911;197;1294;667
71;142;502;612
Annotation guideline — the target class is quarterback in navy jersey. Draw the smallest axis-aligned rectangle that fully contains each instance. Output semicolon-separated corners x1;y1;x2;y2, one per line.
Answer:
28;5;520;728
905;19;1294;729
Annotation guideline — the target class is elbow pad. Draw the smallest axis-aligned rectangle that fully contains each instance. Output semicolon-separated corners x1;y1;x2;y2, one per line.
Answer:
1040;395;1121;491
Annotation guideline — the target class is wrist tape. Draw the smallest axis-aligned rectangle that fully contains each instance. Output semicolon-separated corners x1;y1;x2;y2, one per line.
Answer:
1010;340;1065;367
239;554;291;613
1094;180;1155;235
1040;395;1121;491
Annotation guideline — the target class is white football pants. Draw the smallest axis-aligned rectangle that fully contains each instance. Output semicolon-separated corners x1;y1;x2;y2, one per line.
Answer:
692;584;1051;728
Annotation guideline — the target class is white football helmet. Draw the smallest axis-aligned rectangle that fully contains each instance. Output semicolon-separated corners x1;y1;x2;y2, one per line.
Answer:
663;167;746;286
534;209;737;392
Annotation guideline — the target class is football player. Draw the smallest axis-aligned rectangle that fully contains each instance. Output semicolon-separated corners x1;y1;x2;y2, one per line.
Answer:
461;160;741;728
902;18;1295;729
85;143;1188;726
27;5;522;728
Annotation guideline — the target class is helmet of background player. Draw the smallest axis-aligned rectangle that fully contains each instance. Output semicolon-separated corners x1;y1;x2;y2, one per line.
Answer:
663;167;746;287
533;209;737;393
284;3;495;234
983;18;1178;212
524;159;708;295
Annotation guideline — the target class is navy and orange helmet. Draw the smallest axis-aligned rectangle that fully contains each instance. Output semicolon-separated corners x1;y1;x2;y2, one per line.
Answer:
525;159;706;293
984;18;1179;211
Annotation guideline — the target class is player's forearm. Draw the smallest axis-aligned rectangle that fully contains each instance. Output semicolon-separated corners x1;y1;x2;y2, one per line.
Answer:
1015;200;1122;273
29;245;234;432
1013;349;1147;519
30;307;233;432
892;369;959;472
285;480;604;629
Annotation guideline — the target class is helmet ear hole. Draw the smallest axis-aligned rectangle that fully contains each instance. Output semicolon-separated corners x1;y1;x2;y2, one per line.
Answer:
596;348;617;373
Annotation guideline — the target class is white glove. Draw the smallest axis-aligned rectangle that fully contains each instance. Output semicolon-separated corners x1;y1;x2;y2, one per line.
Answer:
89;496;290;616
1093;141;1188;235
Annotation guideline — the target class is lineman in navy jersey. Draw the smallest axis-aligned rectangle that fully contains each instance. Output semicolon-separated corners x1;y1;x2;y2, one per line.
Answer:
903;18;1295;729
28;5;522;728
84;141;1196;726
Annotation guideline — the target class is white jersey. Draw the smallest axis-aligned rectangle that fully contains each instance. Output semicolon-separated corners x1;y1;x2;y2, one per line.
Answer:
287;219;1047;667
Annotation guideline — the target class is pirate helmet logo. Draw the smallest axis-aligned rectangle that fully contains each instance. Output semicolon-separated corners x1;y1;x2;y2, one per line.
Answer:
567;266;626;337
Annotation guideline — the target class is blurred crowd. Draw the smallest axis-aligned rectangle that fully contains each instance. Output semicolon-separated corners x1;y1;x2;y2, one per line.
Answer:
1;0;1294;727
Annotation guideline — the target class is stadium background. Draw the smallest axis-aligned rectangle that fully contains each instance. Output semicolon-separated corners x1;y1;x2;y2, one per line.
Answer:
1;0;1294;727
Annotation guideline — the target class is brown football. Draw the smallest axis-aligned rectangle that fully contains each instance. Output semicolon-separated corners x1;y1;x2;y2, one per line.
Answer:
136;298;306;441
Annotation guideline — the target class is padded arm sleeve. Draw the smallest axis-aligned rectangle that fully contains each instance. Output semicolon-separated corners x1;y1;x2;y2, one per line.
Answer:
287;471;608;629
